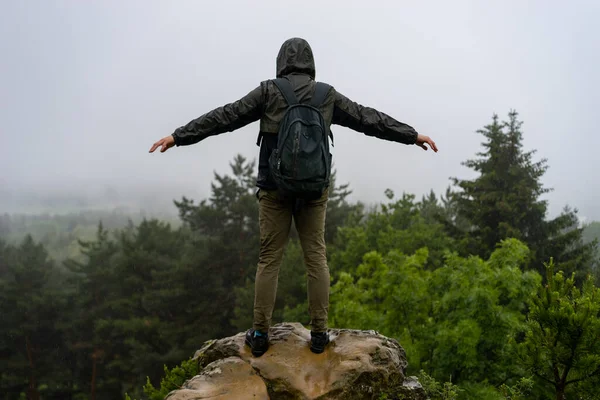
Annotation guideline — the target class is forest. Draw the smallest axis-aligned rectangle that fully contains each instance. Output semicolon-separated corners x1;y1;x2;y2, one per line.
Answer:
1;111;599;400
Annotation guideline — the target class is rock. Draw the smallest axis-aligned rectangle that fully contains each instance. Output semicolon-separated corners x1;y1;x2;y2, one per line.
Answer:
166;357;269;400
165;322;428;400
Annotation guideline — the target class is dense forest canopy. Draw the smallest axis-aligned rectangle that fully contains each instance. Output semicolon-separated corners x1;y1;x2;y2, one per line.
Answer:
1;111;599;400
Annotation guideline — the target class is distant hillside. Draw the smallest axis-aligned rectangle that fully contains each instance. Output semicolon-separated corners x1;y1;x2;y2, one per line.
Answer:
0;183;204;215
0;209;181;262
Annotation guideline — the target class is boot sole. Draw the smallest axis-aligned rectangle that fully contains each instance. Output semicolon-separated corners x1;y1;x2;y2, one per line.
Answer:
245;337;267;357
310;341;329;354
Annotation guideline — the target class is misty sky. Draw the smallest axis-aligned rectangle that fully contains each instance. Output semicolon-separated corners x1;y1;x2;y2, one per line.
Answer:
2;1;599;220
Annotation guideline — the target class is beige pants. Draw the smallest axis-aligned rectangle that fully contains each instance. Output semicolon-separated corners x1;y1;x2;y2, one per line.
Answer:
253;188;330;333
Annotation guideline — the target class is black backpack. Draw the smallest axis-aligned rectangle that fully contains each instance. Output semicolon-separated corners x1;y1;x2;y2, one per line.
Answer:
268;78;333;200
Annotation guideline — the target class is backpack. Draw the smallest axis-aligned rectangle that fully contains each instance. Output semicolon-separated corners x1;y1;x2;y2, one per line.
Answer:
267;78;333;200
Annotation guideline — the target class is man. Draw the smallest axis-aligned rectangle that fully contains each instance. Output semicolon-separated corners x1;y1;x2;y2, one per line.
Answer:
149;37;438;357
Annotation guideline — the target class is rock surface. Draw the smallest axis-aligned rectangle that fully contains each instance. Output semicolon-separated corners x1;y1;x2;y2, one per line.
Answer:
165;322;428;400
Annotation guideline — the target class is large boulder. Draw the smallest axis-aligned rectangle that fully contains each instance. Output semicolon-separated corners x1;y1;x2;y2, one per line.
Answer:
165;322;427;400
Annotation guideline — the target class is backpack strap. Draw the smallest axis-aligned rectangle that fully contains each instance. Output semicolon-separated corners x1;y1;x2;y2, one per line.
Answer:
257;79;297;147
272;78;298;105
311;82;335;147
310;82;330;107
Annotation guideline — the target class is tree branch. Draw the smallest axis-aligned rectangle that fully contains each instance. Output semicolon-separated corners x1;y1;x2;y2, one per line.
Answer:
565;365;600;386
533;370;556;386
560;328;583;385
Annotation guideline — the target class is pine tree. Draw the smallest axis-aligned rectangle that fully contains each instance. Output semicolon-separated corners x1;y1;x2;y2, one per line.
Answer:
516;259;600;400
107;219;191;397
0;236;67;400
323;168;361;245
63;224;122;399
450;110;597;278
173;154;260;337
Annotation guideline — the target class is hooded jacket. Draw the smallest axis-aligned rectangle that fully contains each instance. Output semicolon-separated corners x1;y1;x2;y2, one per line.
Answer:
172;38;419;190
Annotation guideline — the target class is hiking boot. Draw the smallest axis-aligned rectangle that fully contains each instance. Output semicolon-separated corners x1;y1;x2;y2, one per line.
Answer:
310;331;329;354
245;329;269;357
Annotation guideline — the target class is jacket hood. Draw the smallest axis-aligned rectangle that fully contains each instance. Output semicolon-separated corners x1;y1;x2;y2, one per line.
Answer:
276;38;316;79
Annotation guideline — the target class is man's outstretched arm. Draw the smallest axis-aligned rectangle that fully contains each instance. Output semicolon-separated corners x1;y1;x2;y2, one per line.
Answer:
332;90;438;152
149;85;264;153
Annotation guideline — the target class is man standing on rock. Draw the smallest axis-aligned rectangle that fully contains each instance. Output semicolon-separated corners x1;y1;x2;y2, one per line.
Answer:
149;37;438;357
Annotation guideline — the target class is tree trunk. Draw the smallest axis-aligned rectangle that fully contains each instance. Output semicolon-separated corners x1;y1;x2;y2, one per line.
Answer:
25;335;40;400
90;348;98;400
556;384;565;400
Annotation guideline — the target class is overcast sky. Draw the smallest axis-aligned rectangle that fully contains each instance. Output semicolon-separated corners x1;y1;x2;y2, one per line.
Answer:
1;0;598;220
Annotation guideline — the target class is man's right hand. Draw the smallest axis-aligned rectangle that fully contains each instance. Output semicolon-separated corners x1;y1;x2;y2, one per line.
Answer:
149;135;175;153
415;134;438;152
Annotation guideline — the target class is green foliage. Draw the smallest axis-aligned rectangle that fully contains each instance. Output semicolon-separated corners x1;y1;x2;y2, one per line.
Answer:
516;259;600;400
124;357;199;400
1;155;363;399
2;150;598;400
330;238;540;387
425;239;540;384
457;382;504;400
417;370;463;400
143;358;199;400
449;111;597;280
497;377;534;399
0;236;70;399
330;191;454;277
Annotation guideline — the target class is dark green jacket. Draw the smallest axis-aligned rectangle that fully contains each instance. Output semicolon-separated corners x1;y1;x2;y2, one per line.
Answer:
172;37;419;189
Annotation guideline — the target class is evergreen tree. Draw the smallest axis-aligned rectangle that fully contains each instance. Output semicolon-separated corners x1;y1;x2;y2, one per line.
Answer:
0;236;67;400
515;259;600;400
323;169;362;245
64;220;195;399
106;219;189;397
173;154;260;337
450;110;597;279
63;224;122;399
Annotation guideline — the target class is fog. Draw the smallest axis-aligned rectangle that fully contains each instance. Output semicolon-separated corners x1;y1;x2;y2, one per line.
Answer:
2;0;598;220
